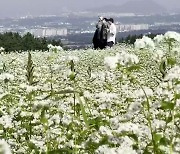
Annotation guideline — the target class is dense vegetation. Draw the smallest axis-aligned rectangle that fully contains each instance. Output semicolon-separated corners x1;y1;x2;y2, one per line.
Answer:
0;32;62;52
0;31;180;153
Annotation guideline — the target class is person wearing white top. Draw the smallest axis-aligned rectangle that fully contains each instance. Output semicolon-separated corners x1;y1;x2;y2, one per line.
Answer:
107;18;117;48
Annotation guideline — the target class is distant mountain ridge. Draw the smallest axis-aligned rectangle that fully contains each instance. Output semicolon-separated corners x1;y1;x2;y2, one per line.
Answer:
88;0;167;14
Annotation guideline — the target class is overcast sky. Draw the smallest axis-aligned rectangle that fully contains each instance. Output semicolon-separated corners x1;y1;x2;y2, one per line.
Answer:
0;0;180;18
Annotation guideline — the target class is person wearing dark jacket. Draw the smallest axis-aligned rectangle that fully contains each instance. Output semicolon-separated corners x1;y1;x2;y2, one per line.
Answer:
93;17;109;49
93;16;104;49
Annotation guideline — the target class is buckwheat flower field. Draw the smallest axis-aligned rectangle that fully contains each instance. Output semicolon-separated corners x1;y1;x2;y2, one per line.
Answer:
0;31;180;154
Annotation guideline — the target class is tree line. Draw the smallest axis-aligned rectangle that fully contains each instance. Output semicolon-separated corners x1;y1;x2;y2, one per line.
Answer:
0;32;62;52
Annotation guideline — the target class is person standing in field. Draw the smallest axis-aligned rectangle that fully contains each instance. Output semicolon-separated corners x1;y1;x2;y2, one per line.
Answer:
93;16;104;49
106;18;117;48
99;17;109;49
93;17;110;49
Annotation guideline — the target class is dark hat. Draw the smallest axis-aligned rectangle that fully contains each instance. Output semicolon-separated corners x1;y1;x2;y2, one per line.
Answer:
109;18;114;23
104;18;108;22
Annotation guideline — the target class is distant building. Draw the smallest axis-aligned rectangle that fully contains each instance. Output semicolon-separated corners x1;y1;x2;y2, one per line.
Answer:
56;28;68;36
45;29;57;36
24;28;68;37
116;24;149;32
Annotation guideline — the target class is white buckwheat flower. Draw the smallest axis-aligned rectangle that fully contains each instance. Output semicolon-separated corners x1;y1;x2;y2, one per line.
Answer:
135;36;155;50
99;126;112;136
153;49;164;62
133;87;153;98
165;65;180;81
154;34;164;43
67;55;79;63
47;44;63;52
0;115;13;129
104;55;119;69
0;139;12;154
134;38;145;49
164;31;180;42
0;73;14;81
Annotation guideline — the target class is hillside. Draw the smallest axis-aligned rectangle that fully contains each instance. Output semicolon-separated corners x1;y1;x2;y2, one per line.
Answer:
88;0;167;14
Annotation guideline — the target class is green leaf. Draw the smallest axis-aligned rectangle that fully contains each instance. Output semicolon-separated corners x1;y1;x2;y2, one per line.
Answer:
175;113;180;119
166;116;172;123
154;133;163;143
174;80;180;85
143;142;153;154
40;108;48;124
159;60;166;78
159;137;170;146
126;65;140;72
48;148;73;154
89;117;109;130
161;101;175;110
27;141;39;152
55;90;76;94
0;93;19;101
167;57;176;66
69;72;76;81
174;93;180;99
40;117;48;124
77;94;89;129
128;134;138;142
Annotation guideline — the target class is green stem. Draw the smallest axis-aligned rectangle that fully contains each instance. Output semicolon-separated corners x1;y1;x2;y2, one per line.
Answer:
169;90;176;154
74;92;76;116
136;80;157;153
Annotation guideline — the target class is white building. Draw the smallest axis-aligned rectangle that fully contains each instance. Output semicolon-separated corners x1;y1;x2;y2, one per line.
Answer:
116;24;149;32
24;28;68;37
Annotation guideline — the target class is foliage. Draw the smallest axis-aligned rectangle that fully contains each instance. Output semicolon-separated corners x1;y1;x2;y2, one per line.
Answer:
0;32;63;52
0;31;180;154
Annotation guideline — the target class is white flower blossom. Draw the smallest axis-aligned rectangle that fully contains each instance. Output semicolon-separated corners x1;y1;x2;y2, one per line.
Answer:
104;52;139;69
104;56;119;69
135;36;155;50
133;87;153;98
118;52;139;66
0;47;5;52
0;73;14;81
128;101;142;113
164;31;180;42
134;38;145;49
0;115;13;129
67;55;79;63
61;114;72;125
33;100;50;107
0;139;12;154
116;146;137;154
165;65;180;81
153;49;164;62
47;44;63;52
95;92;118;103
115;122;139;135
95;145;115;154
19;84;39;93
152;119;166;129
30;138;45;150
99;126;112;136
20;111;33;117
154;34;164;43
83;90;92;99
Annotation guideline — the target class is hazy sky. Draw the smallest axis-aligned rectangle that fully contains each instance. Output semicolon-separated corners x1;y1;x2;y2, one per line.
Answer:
0;0;180;18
